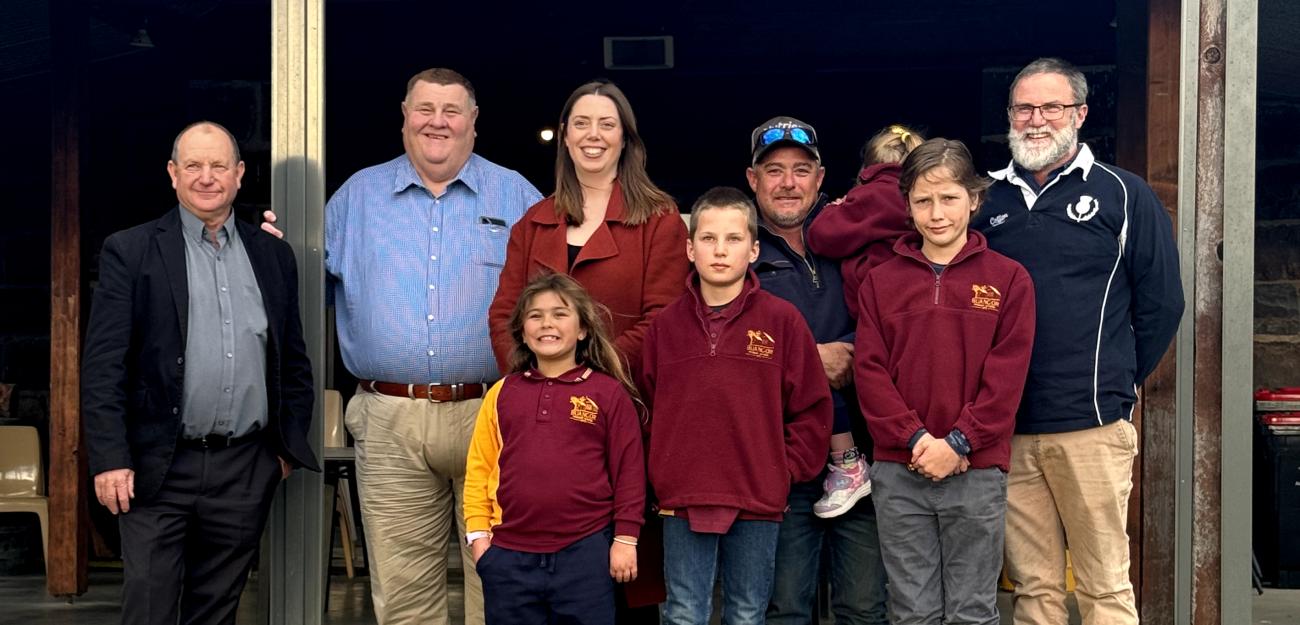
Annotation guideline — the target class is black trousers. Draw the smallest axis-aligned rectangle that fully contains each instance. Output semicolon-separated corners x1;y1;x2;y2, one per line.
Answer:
118;439;282;625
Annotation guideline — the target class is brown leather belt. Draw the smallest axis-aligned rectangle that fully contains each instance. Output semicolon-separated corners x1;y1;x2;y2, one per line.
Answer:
360;380;485;402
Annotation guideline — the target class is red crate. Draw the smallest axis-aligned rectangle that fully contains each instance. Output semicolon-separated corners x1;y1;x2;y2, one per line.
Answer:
1256;388;1300;412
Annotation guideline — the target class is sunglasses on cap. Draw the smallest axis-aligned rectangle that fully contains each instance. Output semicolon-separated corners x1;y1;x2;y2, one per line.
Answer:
757;126;815;148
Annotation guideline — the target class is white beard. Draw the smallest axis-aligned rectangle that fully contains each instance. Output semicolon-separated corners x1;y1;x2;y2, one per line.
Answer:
1008;119;1078;173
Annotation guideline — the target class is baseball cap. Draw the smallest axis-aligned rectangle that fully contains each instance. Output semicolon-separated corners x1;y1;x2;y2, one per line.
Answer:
750;116;820;164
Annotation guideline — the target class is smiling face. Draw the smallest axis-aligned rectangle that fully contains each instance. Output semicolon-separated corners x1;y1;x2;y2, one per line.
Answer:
746;146;825;229
167;124;245;224
1007;71;1087;174
522;290;586;370
401;80;478;185
563;94;624;183
687;205;760;295
908;166;979;261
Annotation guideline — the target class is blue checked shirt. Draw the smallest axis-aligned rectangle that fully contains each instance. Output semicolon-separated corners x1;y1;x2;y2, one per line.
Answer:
326;154;542;384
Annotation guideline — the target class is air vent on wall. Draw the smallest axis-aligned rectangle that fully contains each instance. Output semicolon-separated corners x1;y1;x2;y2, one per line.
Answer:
603;36;674;70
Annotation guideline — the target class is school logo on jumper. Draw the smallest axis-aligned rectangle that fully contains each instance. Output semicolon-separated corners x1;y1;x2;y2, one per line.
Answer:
746;329;776;360
989;213;1009;228
1067;194;1101;222
569;396;599;424
971;284;1002;311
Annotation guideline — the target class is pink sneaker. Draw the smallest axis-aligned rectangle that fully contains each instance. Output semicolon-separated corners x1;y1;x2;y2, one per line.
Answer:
813;460;871;518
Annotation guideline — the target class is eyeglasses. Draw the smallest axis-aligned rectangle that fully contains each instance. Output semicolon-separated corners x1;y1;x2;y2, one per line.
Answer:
1007;103;1083;121
758;126;815;148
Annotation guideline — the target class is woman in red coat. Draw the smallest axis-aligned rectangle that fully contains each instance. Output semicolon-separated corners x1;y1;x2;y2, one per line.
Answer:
488;80;688;375
487;80;687;619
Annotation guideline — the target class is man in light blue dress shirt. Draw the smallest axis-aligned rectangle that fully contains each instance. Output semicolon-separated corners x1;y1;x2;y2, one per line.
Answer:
267;68;540;625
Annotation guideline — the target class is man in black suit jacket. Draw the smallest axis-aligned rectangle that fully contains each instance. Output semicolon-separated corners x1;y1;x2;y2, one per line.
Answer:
82;121;319;625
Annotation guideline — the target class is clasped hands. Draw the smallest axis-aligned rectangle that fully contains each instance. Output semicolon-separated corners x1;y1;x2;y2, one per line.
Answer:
908;433;971;481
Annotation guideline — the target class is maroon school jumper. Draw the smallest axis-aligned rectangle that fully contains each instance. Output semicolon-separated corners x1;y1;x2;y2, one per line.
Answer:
854;231;1036;471
467;366;646;552
639;271;832;518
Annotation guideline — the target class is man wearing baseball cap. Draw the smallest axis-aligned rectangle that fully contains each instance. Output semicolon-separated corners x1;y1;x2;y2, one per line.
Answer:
747;117;889;625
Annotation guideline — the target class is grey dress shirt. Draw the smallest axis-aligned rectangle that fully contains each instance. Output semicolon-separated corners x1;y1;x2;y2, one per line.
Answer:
178;208;269;439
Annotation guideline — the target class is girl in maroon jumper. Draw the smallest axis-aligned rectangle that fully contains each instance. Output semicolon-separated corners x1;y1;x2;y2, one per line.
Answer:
805;124;924;518
466;274;646;625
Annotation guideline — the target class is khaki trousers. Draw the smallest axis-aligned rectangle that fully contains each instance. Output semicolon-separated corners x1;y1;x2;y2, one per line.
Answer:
1004;419;1140;625
344;389;485;625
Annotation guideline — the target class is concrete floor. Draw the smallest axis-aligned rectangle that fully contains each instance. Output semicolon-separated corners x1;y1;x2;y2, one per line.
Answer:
0;570;432;625
2;572;1298;624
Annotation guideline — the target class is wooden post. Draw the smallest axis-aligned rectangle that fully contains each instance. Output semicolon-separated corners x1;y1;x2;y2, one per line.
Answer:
47;0;89;598
1136;0;1183;622
1191;0;1226;621
1115;0;1151;608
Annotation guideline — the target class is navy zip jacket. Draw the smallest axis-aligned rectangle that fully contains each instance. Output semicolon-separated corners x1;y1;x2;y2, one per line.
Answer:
973;144;1183;434
752;194;864;445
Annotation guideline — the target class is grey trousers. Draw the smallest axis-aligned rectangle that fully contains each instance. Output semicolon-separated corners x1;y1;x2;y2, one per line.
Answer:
872;461;1007;625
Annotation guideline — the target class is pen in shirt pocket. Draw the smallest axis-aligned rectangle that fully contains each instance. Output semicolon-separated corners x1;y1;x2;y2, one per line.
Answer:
478;215;507;232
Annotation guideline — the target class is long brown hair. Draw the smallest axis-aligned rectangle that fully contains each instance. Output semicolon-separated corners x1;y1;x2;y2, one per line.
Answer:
507;273;641;406
554;80;673;226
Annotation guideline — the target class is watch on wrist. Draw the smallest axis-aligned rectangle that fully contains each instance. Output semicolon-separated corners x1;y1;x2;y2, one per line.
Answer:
466;531;491;546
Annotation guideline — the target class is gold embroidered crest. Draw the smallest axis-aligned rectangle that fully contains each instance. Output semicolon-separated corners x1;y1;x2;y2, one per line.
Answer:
569;395;599;424
745;329;775;360
971;284;1002;311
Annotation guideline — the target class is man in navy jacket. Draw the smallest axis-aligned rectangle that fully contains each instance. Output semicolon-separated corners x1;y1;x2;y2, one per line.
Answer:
748;116;889;625
973;58;1183;625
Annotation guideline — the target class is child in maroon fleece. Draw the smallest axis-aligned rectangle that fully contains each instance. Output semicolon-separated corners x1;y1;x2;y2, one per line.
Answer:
808;124;925;319
854;139;1035;624
639;187;831;625
465;274;645;625
803;125;924;519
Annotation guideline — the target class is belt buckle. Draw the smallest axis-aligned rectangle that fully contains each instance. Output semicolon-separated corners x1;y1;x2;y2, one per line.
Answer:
427;382;444;403
195;434;232;449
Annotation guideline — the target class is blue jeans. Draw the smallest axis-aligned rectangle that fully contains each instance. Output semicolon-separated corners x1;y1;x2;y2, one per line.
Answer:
766;478;889;625
661;516;780;625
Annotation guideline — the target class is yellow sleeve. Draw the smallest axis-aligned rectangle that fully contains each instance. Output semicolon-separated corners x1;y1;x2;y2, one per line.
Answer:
463;379;505;533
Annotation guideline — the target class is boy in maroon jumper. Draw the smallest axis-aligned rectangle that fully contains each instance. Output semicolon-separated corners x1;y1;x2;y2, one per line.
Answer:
639;186;831;625
854;138;1035;624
